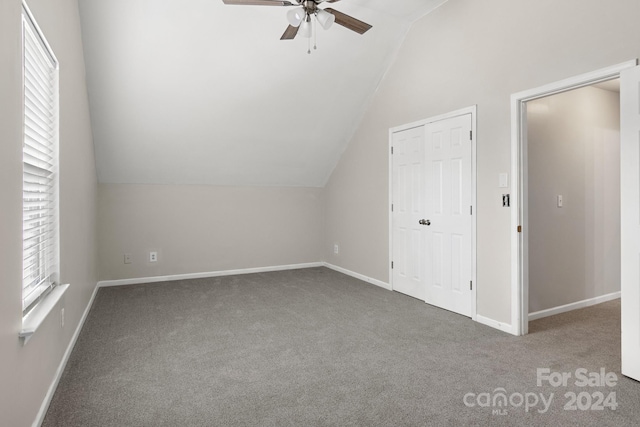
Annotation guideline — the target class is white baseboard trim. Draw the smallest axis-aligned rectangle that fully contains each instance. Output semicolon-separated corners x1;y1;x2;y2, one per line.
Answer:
34;282;100;427
476;314;518;336
97;262;325;288
528;291;621;321
323;262;392;291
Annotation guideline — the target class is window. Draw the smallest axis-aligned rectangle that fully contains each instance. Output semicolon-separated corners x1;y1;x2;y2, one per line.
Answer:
22;3;59;315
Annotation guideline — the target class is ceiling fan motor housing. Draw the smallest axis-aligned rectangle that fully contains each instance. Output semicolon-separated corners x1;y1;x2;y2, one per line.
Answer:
303;1;318;14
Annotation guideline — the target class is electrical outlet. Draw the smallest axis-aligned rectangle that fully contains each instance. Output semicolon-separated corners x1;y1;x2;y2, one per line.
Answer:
124;253;132;264
60;308;65;328
149;251;158;262
334;244;339;255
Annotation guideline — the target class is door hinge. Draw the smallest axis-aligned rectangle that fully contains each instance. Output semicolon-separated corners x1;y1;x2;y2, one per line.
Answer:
391;204;394;212
470;130;473;140
391;146;394;155
470;280;473;290
517;225;522;233
391;261;394;269
470;205;473;215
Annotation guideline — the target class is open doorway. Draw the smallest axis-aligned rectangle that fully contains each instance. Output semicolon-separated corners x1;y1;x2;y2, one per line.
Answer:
511;60;640;382
526;80;621;327
510;60;637;338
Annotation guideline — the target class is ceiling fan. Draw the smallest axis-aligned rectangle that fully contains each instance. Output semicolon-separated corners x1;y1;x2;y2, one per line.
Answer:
222;0;372;48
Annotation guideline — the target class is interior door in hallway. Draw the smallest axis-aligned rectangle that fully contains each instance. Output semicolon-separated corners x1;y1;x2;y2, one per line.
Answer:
620;65;640;382
391;126;426;300
424;114;473;317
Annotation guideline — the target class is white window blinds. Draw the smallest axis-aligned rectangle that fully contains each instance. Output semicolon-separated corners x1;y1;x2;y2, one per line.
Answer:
22;4;59;314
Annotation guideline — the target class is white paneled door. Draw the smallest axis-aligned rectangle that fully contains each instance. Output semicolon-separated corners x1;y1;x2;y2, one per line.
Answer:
392;126;426;300
424;114;473;317
392;113;473;316
620;65;640;382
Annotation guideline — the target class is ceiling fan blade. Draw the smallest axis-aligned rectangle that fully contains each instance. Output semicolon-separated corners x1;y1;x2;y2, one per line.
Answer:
280;25;300;40
324;8;372;34
222;0;295;6
325;0;342;2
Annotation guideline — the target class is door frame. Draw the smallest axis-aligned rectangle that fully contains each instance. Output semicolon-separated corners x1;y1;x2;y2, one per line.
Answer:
389;105;477;320
510;60;638;336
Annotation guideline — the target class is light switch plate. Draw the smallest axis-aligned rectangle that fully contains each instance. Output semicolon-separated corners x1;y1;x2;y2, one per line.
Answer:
499;173;509;188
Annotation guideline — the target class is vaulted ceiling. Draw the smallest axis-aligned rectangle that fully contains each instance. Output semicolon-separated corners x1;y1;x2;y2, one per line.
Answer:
78;0;446;187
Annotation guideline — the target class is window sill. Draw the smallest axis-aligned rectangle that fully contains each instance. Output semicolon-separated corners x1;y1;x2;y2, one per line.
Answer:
20;284;69;344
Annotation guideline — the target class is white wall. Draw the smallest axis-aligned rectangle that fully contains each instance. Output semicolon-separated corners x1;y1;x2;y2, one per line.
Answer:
98;184;324;280
527;86;620;313
0;0;98;426
324;0;640;325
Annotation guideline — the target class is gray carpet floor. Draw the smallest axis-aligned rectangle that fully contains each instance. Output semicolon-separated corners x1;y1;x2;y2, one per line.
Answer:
43;267;639;426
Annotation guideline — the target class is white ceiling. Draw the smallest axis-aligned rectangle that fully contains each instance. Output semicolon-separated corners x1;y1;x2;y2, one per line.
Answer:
79;0;447;187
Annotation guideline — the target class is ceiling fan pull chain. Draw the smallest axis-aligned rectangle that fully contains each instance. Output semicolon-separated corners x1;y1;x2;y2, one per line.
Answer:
314;15;317;51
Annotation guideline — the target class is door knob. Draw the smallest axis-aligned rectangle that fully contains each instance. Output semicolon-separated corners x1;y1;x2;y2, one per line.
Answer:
419;219;431;226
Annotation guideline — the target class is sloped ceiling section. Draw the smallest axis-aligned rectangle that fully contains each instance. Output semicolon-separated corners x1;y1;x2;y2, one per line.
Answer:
79;0;446;187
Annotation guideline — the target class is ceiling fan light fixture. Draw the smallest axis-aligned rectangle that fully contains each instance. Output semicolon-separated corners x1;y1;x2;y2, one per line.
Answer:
287;7;305;27
299;17;312;38
316;9;335;30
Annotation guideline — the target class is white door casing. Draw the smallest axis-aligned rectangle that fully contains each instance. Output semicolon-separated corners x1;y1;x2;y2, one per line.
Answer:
424;114;473;317
510;60;638;337
620;65;640;382
391;126;426;300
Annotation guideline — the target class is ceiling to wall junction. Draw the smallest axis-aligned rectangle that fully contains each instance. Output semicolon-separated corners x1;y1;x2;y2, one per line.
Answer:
78;0;447;186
